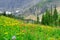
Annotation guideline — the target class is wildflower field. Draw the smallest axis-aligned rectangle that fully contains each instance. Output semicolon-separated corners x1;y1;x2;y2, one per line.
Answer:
0;16;60;40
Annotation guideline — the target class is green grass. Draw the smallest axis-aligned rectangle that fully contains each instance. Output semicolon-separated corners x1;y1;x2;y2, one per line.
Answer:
0;16;60;40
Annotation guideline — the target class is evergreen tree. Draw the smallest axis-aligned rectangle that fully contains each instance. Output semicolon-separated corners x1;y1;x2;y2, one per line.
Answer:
37;14;39;24
41;5;59;26
50;5;53;25
41;14;45;24
53;5;58;26
41;8;51;25
53;5;58;21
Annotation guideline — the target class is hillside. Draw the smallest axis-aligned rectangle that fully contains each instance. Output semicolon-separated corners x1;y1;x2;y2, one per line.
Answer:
0;16;60;40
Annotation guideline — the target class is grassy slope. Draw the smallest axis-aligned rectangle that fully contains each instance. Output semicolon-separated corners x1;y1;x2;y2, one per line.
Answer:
0;16;60;40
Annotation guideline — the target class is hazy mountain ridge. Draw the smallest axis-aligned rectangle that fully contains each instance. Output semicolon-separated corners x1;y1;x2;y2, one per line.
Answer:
21;0;60;21
0;0;60;15
0;0;41;11
0;0;60;10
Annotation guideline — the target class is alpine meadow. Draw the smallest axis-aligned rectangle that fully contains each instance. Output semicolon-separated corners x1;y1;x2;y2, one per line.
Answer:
0;0;60;40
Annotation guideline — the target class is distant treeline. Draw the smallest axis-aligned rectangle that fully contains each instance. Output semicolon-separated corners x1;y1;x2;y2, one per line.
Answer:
41;5;60;27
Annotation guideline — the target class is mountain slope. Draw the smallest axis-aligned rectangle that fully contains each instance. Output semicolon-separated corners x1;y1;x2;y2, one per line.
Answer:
0;16;60;40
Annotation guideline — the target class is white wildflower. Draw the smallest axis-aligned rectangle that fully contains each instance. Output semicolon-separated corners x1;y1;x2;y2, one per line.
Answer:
12;36;16;40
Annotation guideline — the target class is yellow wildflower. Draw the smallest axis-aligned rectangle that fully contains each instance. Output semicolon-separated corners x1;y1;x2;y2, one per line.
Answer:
4;32;8;35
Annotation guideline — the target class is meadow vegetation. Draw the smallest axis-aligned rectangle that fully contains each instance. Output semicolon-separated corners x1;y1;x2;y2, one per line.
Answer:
0;16;60;40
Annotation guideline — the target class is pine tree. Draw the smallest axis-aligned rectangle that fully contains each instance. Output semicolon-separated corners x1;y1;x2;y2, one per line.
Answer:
46;9;50;25
53;5;58;26
50;5;53;25
53;5;58;21
41;14;45;24
41;5;58;26
37;14;39;24
41;8;51;25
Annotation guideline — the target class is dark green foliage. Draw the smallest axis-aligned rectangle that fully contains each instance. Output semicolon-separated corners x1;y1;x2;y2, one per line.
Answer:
49;5;53;25
41;5;59;26
7;13;14;18
53;5;58;21
45;9;51;25
0;11;7;16
53;5;58;26
41;14;45;24
3;11;6;16
58;19;60;26
41;9;51;25
37;14;40;24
